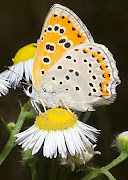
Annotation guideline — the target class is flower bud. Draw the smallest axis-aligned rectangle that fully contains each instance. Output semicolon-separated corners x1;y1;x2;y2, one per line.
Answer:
59;144;100;171
7;122;15;133
22;149;38;168
116;131;128;153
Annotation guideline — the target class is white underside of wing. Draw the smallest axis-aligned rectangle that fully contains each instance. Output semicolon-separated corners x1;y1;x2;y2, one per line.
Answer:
41;42;120;111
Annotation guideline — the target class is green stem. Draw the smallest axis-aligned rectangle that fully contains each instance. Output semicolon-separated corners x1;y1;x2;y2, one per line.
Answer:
59;168;66;180
101;152;127;171
31;165;37;180
49;158;58;180
82;152;128;180
0;100;33;165
103;170;116;180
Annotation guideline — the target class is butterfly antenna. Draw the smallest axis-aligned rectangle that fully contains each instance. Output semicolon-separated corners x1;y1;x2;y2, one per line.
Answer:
20;81;31;86
4;66;31;86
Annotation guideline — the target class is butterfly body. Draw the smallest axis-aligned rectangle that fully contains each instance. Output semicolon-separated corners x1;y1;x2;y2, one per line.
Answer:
28;4;120;114
31;88;61;108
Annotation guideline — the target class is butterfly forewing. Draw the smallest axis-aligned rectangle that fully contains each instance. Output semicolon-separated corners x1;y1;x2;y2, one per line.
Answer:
43;43;120;111
33;4;94;90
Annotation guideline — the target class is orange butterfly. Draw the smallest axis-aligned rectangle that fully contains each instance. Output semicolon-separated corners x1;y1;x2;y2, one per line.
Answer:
26;4;120;117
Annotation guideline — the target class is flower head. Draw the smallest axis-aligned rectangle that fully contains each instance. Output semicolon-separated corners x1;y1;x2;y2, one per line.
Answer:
60;144;100;171
15;108;99;158
116;131;128;153
1;43;37;88
0;76;10;96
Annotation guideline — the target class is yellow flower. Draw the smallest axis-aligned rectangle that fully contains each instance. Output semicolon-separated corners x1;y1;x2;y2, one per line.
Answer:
15;108;99;158
1;43;37;88
12;43;37;64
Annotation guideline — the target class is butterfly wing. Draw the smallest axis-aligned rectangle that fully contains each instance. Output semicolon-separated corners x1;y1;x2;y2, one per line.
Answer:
32;4;94;90
42;43;120;111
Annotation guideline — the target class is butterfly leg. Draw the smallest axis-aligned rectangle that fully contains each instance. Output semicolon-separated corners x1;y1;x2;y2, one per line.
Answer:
31;100;44;117
40;99;48;120
59;98;76;118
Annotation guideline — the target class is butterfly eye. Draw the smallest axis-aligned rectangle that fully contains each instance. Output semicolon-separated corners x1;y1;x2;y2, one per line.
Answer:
28;86;32;93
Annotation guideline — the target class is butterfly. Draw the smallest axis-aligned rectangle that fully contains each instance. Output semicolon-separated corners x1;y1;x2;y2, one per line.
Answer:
27;4;120;116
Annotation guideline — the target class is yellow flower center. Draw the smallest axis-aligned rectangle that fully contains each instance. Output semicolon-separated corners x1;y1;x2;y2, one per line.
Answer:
12;43;37;64
35;108;77;130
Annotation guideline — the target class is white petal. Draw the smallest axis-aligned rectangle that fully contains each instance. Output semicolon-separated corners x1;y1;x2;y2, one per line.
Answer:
15;125;38;138
0;76;10;96
69;128;82;154
22;130;41;149
23;133;36;150
52;131;58;158
73;127;85;151
48;131;54;157
78;128;92;147
32;131;47;155
51;131;57;155
43;132;51;158
57;131;67;158
63;129;75;156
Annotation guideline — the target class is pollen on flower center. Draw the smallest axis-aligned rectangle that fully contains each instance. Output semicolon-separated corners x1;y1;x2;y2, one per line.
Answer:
12;43;37;64
35;108;77;130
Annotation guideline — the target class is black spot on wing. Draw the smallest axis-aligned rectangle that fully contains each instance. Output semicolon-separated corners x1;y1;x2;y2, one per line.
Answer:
43;57;50;63
66;55;72;59
64;42;71;48
77;33;82;38
92;75;96;80
75;71;79;76
75;86;79;91
57;65;62;69
41;70;45;74
59;38;66;44
54;25;59;31
60;28;65;34
52;77;55;80
69;69;73;72
89;83;93;87
72;27;76;31
65;76;70;80
46;44;54;51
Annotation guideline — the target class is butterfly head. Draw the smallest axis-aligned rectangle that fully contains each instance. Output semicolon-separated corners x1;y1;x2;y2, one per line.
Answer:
28;83;60;108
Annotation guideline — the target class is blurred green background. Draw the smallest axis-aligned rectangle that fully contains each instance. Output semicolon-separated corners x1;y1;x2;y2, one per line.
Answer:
0;0;128;179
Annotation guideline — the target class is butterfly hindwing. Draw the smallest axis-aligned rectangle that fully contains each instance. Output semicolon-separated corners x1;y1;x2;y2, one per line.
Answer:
33;4;94;90
43;43;120;111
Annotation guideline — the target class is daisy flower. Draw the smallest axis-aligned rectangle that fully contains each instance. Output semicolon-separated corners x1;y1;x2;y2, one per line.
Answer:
15;108;100;159
0;76;10;96
1;43;37;89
